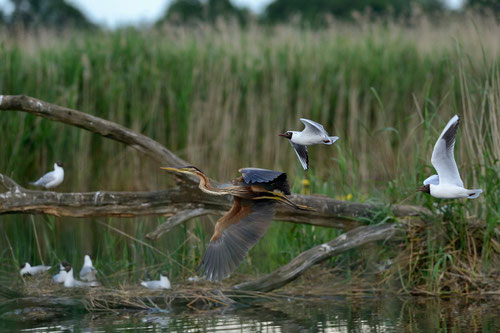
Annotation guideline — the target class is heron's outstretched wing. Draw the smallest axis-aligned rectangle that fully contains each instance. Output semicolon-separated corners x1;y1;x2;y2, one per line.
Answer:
199;198;275;282
431;115;463;187
300;118;328;136
290;142;308;171
239;168;283;183
238;168;290;194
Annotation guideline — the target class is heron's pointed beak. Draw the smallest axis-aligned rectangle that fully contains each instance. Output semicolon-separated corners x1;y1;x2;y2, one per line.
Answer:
161;167;185;173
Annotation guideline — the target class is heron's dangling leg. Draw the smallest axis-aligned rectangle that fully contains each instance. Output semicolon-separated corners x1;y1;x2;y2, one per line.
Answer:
257;190;314;210
253;195;315;211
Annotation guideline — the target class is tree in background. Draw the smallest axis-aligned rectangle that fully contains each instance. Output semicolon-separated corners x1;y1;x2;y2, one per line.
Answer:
466;0;500;13
264;0;445;24
159;0;249;25
7;0;95;30
163;0;204;23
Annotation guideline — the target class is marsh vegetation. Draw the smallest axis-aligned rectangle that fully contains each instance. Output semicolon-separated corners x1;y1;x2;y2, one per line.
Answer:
0;14;498;302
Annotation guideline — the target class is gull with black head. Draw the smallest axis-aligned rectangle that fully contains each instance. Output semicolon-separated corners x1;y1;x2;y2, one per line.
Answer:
418;115;482;199
279;118;339;171
63;264;100;288
52;261;71;283
29;162;65;189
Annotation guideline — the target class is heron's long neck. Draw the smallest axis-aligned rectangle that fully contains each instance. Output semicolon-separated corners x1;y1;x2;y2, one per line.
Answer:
196;173;226;195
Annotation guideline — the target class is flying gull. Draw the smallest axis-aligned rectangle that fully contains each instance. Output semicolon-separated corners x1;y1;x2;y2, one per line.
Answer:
279;118;339;171
418;115;482;199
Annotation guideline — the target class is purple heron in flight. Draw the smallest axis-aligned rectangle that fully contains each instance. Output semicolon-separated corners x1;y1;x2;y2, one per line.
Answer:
161;166;314;282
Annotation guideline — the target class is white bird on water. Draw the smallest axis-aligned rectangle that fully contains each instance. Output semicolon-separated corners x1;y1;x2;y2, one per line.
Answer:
141;272;171;290
63;265;100;288
79;255;98;282
30;162;64;189
279;118;339;171
20;262;51;276
418;115;482;199
52;262;70;283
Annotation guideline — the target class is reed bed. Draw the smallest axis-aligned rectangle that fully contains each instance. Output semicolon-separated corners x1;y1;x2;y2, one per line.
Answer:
0;13;498;295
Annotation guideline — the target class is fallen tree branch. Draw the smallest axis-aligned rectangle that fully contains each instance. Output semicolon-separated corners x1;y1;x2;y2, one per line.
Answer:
145;208;218;240
0;174;429;231
0;94;193;182
233;223;398;292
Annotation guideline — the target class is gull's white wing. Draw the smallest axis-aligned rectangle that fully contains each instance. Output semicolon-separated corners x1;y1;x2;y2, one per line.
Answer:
74;279;99;287
142;280;162;289
52;271;66;283
79;266;97;281
32;265;51;274
431;115;463;187
290;141;308;170
423;174;440;185
31;171;56;186
300;118;328;136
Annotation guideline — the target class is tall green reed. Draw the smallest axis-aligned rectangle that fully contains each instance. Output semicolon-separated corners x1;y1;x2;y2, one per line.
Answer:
0;16;498;289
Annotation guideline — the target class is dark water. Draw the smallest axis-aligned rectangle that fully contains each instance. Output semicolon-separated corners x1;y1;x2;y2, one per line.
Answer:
1;296;498;332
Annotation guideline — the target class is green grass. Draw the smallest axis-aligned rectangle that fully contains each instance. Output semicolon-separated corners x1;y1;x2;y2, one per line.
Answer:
0;16;498;293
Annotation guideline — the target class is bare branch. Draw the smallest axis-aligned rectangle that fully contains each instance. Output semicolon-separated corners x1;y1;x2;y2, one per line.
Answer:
0;94;189;171
145;208;218;240
233;223;397;292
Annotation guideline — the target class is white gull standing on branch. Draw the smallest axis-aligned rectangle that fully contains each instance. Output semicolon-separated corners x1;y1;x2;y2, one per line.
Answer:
29;162;64;189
